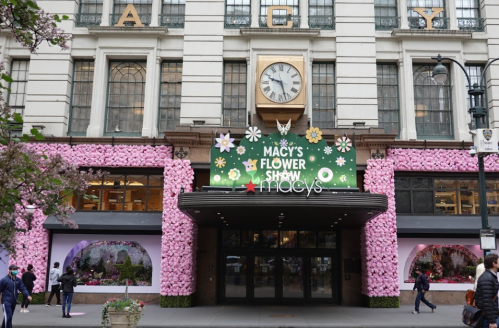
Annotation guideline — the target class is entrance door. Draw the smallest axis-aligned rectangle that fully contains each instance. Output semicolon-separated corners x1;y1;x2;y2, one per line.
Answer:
282;256;304;299
310;256;334;299
224;255;247;300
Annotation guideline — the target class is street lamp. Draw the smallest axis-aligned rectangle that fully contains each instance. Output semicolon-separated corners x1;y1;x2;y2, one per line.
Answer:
431;54;499;256
25;204;36;231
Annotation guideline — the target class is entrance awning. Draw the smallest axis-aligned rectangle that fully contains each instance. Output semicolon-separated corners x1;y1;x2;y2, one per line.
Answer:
178;191;388;229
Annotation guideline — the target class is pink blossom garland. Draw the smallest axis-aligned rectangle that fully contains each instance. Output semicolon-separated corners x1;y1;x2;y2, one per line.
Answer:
160;159;196;296
362;158;399;297
9;143;173;293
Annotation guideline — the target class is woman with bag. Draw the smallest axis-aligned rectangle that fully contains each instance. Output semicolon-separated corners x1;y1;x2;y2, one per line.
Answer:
57;266;77;318
20;264;36;313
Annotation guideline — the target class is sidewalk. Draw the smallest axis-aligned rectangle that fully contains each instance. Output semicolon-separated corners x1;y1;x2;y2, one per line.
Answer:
13;304;465;328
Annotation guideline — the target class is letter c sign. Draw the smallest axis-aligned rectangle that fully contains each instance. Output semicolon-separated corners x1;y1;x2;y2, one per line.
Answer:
267;6;293;28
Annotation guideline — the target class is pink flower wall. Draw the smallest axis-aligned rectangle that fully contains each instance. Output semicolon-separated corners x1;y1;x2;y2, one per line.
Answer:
160;159;196;296
362;148;499;298
9;143;177;294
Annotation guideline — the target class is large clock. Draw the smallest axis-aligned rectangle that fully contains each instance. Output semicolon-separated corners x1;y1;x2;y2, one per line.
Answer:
259;62;303;103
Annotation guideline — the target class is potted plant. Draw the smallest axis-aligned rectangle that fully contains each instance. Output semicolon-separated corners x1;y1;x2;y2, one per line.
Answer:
101;256;146;328
102;298;145;328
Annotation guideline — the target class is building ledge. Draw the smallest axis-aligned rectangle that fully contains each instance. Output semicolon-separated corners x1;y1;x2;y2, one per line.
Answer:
240;27;321;37
87;26;168;37
391;28;473;39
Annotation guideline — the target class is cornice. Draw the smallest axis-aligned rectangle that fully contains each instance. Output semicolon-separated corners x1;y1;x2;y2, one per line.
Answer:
87;26;168;37
391;28;473;40
239;27;321;37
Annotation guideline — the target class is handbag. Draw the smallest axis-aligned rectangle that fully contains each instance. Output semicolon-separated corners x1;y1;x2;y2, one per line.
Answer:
466;289;475;306
462;305;482;327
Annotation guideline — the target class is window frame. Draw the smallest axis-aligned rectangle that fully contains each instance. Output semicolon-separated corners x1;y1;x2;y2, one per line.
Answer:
76;0;103;27
158;60;183;132
68;60;95;136
222;61;248;127
377;63;400;136
456;0;483;31
259;0;299;28
105;61;147;137
7;59;30;117
465;64;488;128
112;0;153;26
308;0;335;30
374;0;399;30
407;0;447;30
311;62;335;129
413;63;454;140
160;0;185;28
224;0;251;29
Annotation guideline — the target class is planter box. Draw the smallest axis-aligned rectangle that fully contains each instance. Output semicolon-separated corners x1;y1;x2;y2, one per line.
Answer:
107;307;142;328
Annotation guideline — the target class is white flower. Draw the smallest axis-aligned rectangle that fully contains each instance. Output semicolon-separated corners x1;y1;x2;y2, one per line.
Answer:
324;146;332;155
335;157;346;167
228;168;241;181
236;146;246;155
340;175;347;182
245;126;262;143
214;175;221;182
335;136;352;153
280;170;291;181
317;167;333;183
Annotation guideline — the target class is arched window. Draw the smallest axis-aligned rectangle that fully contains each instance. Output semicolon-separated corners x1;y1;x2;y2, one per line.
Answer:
413;64;453;138
106;62;147;136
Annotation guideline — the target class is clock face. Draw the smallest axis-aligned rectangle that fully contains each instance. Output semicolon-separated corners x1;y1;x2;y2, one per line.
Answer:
259;62;303;103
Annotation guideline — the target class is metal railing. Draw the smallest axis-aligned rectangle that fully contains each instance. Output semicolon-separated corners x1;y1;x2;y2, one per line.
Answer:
259;15;300;28
309;15;335;30
224;15;251;29
375;16;399;30
75;13;102;27
457;17;484;31
159;14;184;28
110;13;151;26
408;16;448;29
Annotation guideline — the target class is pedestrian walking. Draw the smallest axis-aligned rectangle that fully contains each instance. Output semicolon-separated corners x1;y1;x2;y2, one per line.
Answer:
57;266;77;318
412;266;437;314
475;253;499;328
46;262;61;307
0;264;31;328
475;263;486;291
20;264;36;313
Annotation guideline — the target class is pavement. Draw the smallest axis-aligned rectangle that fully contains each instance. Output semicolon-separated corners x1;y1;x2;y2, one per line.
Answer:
11;303;466;328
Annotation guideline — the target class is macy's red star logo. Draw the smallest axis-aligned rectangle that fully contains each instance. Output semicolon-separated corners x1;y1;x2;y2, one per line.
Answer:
245;180;257;193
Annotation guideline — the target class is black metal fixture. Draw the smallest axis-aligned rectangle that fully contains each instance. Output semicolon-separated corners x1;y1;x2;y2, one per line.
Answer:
175;147;188;159
432;53;499;255
180;187;185;193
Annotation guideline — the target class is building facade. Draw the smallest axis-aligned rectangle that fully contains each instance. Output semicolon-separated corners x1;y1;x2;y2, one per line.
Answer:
2;0;499;306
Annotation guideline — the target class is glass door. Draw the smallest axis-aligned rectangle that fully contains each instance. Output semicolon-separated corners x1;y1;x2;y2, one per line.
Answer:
310;256;333;299
254;256;275;298
282;256;303;299
224;255;247;299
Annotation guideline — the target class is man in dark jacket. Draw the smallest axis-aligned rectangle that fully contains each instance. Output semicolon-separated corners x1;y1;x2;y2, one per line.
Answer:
412;267;436;314
475;253;499;328
0;264;31;328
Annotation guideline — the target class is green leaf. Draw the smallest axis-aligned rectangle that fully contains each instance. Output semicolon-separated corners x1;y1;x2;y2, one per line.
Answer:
13;113;23;123
62;15;69;20
26;0;38;9
1;74;13;83
30;128;44;140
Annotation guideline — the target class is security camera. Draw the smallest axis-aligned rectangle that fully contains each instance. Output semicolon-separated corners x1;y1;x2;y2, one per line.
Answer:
470;146;477;157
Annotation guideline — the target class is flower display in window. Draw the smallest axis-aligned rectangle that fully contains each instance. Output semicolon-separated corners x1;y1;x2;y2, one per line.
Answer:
336;136;352;153
305;127;323;143
214;157;226;168
215;133;235;153
245;126;262;143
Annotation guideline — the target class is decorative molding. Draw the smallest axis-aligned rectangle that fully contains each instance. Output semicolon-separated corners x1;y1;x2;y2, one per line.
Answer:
174;147;189;160
87;26;168;37
391;28;472;39
240;27;320;37
372;149;385;159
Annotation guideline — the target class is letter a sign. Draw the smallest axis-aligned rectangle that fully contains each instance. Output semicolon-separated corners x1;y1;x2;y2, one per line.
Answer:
115;4;144;27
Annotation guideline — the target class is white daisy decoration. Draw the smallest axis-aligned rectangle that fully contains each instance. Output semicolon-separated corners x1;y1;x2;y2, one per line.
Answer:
280;170;291;181
324;146;333;155
236;146;246;155
245;126;262;143
340;175;347;182
214;175;221;182
335;156;346;167
335;135;352;153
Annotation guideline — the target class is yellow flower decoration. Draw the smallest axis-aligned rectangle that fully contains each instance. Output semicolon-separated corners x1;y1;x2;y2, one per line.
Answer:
306;127;323;144
215;157;226;168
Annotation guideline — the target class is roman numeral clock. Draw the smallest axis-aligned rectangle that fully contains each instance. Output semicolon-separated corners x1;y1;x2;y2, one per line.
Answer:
256;56;306;127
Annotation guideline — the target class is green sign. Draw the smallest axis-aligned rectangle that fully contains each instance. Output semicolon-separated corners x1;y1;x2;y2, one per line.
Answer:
210;126;356;191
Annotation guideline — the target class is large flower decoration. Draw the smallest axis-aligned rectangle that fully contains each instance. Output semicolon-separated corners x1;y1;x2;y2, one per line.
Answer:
214;157;226;168
306;127;323;144
335;136;352;153
324;146;332;155
245;127;262;143
335;156;346;167
216;133;235;153
236;146;246;155
214;175;221;182
228;168;241;181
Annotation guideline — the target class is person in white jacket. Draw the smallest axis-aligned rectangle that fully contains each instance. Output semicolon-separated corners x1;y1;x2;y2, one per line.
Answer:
46;262;62;306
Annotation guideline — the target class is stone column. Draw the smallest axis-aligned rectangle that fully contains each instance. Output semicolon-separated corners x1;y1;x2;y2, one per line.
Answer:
400;0;408;29
251;0;260;28
150;0;160;27
448;0;458;30
100;0;111;26
87;53;107;137
300;0;309;28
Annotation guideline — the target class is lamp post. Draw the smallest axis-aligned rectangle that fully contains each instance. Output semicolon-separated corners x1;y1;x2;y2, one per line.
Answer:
431;54;499;256
25;204;36;231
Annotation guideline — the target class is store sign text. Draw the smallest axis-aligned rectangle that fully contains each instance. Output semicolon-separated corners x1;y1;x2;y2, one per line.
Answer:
259;178;322;197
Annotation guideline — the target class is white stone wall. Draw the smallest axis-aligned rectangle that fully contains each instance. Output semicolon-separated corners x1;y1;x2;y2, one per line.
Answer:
0;0;497;140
